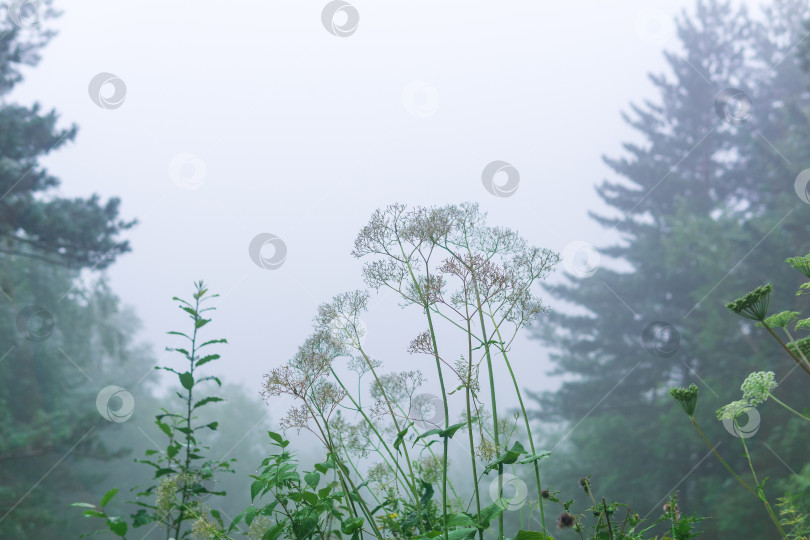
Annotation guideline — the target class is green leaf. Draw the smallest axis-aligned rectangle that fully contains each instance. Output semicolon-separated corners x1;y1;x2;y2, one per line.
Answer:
191;396;225;410
107;518;128;537
167;444;179;459
477;498;509;527
156;421;172;437
485;441;527;473
251;479;264;502
446;513;478;528
179;371;194;390
304;472;320;488
515;531;554;540
393;424;412;454
341;517;364;534
302;490;319;506
263;522;286;540
71;502;96;509
82;510;107;518
195;354;220;367
100;488;118;508
447;527;478;540
517;450;551;465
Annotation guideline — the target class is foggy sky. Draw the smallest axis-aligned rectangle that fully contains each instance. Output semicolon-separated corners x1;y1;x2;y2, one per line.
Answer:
13;0;767;415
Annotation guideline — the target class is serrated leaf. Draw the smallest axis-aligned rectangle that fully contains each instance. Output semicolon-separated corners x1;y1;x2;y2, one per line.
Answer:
193;396;225;410
196;354;220;367
517;450;551;465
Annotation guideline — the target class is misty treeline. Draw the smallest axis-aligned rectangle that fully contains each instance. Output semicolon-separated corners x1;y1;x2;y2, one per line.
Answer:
0;0;809;539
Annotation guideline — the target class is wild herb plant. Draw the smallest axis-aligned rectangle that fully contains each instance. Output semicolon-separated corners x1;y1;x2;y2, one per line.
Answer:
671;253;810;539
73;281;233;539
258;203;702;539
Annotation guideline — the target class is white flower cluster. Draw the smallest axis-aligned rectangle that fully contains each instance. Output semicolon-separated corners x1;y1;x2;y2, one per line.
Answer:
740;371;777;406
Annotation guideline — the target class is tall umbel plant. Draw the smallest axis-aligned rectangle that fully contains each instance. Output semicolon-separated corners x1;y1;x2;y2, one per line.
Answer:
262;203;561;539
671;253;810;539
73;281;233;539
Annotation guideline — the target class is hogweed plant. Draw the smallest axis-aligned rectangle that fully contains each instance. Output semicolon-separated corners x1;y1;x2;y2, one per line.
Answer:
254;203;702;539
671;253;810;539
72;205;707;540
73;281;233;539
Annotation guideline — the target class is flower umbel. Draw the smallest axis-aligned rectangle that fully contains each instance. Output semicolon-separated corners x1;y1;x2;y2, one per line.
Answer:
740;371;776;406
670;384;698;417
726;284;773;322
716;399;750;421
785;254;810;278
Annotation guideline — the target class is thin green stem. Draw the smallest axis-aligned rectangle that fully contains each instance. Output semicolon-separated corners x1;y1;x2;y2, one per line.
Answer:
689;417;754;495
761;322;810;376
768;393;810;422
737;427;787;538
489;312;547;534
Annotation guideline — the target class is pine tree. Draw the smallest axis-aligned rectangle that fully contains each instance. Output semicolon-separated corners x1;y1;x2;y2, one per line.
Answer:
0;1;134;272
528;1;810;536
